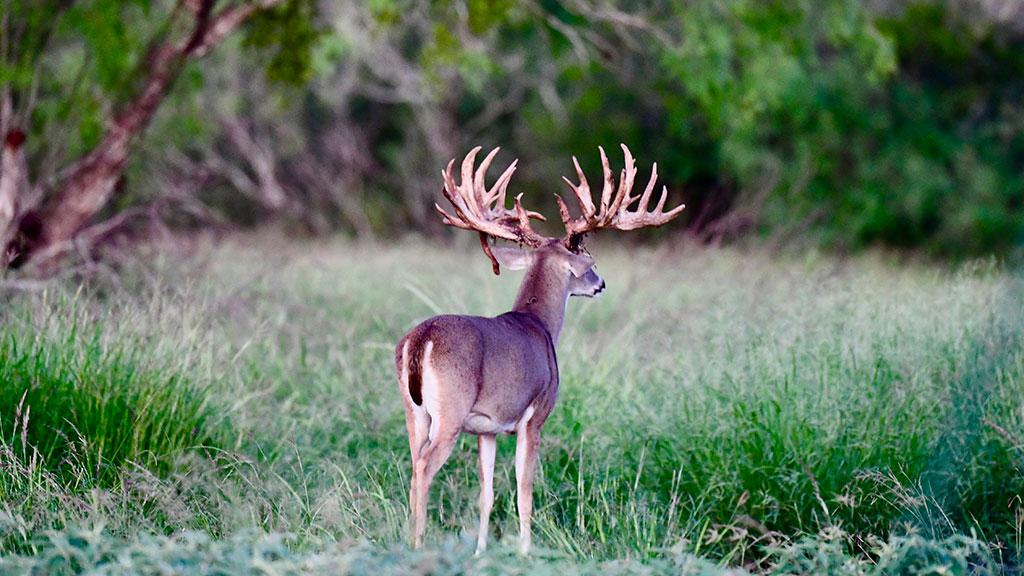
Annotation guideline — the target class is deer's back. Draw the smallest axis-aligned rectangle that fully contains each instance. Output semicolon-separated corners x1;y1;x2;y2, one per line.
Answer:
397;312;558;432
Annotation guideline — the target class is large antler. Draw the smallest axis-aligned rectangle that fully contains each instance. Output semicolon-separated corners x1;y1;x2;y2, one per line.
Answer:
436;147;547;273
557;144;685;251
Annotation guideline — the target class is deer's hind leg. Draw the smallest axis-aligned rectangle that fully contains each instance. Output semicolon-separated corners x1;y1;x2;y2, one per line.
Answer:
410;414;464;548
403;402;430;545
515;405;546;555
408;341;477;549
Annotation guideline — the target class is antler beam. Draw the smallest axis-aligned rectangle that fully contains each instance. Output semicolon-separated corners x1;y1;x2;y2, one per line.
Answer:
435;147;549;274
435;147;547;251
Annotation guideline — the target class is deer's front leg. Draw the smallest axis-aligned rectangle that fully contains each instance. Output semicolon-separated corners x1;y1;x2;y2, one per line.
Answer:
514;413;542;555
476;434;497;555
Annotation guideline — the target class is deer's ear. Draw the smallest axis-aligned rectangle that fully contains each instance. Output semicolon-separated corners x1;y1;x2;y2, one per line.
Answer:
566;252;595;277
491;246;534;270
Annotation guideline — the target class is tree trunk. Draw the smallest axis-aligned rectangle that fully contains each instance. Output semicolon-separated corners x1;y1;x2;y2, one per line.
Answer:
0;130;27;260
22;58;174;271
7;1;277;273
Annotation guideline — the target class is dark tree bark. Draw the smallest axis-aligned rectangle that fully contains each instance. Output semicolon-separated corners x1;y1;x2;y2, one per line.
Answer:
0;130;28;259
7;0;281;273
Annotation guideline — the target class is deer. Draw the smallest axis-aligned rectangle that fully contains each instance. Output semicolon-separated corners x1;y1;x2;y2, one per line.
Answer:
395;144;685;555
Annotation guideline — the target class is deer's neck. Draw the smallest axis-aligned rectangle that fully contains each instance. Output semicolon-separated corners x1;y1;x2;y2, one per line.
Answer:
511;266;571;346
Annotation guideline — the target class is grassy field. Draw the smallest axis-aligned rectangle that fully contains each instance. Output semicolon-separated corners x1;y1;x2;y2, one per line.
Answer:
1;235;1021;574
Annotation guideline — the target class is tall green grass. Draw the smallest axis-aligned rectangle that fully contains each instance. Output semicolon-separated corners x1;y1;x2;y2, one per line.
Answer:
0;291;223;485
0;237;1021;572
0;286;237;551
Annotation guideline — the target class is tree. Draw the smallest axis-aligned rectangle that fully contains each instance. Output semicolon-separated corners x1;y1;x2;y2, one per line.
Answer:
0;0;308;273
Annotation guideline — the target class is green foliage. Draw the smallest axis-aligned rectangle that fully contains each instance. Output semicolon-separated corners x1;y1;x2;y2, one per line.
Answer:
3;0;151;165
62;1;148;92
243;0;322;86
592;0;1021;256
346;0;1018;256
746;2;1024;256
367;0;404;26
466;0;517;35
661;0;894;142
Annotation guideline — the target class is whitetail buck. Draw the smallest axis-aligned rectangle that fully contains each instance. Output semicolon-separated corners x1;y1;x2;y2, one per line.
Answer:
396;144;684;554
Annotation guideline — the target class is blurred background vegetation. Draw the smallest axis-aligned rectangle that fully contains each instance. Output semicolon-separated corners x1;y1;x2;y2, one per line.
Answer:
3;2;1024;571
2;0;1023;271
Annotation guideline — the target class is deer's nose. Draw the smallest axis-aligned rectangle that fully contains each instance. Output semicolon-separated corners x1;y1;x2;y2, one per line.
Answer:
595;280;606;295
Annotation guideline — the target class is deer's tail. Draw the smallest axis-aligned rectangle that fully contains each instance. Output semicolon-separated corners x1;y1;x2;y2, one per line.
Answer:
397;330;431;407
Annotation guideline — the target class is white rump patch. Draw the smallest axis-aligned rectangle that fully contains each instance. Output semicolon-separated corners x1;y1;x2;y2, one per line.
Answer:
400;340;411;386
420;341;441;442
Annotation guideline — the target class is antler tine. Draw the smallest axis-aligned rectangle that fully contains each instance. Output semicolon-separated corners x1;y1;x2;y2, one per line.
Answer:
436;163;476;231
604;144;636;224
475;147;500;204
514;194;541;235
598;146;614;217
559;144;686;248
655;186;670;212
438;161;464;221
487;159;518;210
461;146;483;217
568;156;596;217
491;159;547;223
554;194;572;227
637;161;658;210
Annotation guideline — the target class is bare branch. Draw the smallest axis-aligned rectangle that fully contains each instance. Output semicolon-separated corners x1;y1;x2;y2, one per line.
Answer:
191;0;285;57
